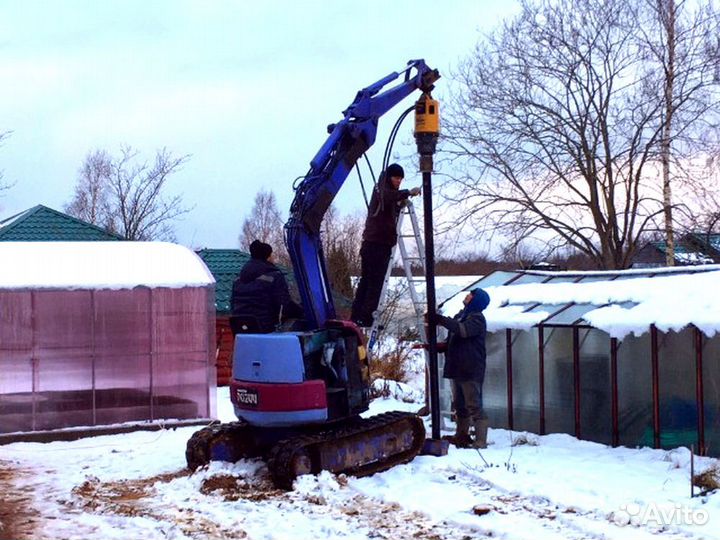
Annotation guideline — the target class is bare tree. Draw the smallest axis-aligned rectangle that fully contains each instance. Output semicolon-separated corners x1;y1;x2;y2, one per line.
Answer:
64;149;113;226
322;205;364;287
682;153;720;235
66;146;191;241
498;241;544;269
238;189;288;264
441;0;720;269
238;194;364;308
636;0;720;264
660;0;679;265
108;147;191;241
375;279;410;334
326;207;367;298
0;131;12;195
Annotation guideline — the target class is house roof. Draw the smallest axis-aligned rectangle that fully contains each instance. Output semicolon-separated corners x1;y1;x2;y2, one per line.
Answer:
685;232;720;256
440;265;720;339
632;240;715;267
652;240;715;265
0;242;214;289
0;205;124;242
196;249;251;314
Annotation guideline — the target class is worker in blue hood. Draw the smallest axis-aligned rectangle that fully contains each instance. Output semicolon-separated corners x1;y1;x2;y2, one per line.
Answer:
435;287;490;448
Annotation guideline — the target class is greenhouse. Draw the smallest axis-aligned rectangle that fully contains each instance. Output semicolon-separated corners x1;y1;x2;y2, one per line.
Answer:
0;242;216;438
439;266;720;456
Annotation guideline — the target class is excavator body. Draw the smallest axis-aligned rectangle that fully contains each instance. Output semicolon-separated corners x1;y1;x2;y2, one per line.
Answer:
186;59;439;488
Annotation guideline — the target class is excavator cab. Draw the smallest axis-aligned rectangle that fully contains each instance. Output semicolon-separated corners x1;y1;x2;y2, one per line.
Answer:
229;323;370;427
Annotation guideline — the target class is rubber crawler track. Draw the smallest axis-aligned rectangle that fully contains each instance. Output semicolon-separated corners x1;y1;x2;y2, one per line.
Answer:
186;412;426;490
186;421;255;470
267;411;426;489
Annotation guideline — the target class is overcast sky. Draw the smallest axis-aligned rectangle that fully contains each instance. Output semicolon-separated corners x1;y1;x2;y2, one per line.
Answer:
0;0;518;249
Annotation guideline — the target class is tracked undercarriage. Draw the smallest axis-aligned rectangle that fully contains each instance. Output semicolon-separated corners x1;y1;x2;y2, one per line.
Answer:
186;411;425;489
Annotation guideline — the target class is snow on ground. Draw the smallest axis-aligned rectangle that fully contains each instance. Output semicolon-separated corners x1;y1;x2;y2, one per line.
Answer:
1;386;719;540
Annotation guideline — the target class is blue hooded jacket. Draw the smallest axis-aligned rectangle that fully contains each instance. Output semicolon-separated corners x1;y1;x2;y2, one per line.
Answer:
462;288;490;316
437;287;489;381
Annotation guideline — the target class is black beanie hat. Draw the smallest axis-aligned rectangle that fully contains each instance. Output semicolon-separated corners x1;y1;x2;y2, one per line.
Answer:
249;239;273;260
386;163;404;179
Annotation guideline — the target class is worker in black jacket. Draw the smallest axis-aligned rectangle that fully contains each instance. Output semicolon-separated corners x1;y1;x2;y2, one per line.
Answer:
231;240;303;333
436;287;491;448
351;163;421;327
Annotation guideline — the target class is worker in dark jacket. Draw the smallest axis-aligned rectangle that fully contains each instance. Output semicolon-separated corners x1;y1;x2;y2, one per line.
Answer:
231;240;303;333
436;287;491;449
351;163;420;327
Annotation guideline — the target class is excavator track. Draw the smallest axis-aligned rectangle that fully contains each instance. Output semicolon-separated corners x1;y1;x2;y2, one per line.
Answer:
266;411;426;490
186;421;259;470
186;412;426;489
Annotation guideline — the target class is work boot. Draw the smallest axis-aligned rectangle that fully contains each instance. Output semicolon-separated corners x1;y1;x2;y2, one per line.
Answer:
472;417;490;449
443;417;473;448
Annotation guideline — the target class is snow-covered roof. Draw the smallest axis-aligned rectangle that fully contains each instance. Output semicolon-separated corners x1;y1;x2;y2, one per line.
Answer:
675;251;715;265
0;242;215;290
440;266;720;340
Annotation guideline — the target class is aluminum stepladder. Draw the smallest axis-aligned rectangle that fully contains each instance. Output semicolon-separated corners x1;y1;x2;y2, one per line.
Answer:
367;199;436;416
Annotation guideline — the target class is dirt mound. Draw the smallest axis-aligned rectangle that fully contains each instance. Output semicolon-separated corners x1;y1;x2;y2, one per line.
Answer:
200;473;283;502
0;461;37;540
71;469;190;515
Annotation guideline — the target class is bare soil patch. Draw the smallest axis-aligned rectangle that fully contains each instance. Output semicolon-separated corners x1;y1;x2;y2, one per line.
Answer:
70;469;250;539
0;461;38;540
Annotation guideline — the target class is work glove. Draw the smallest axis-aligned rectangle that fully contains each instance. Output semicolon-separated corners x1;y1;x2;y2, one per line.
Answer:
414;342;448;353
435;314;453;329
409;187;421;196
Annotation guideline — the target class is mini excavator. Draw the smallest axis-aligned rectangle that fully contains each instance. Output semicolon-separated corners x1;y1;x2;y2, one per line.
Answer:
186;59;440;489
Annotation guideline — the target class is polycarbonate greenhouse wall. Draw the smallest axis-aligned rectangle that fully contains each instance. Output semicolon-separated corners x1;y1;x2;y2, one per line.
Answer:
0;286;216;434
478;326;720;456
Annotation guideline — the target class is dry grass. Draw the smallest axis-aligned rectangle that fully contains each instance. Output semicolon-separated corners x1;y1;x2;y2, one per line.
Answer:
369;350;409;384
369;336;416;384
368;341;413;400
693;463;720;494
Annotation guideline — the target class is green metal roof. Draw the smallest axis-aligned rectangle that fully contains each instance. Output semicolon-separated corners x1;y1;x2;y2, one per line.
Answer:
651;240;715;265
0;205;125;242
686;232;720;255
196;249;251;314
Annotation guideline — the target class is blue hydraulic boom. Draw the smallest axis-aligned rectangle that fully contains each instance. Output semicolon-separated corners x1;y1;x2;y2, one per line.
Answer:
286;59;440;329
